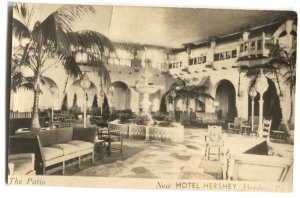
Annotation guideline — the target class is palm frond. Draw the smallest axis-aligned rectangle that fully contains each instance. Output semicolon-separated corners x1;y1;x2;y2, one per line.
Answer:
56;5;95;30
67;31;115;53
12;18;30;40
11;71;34;92
63;56;82;78
32;5;96;56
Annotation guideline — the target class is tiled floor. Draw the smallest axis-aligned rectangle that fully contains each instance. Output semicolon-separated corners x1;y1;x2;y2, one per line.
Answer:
56;126;293;180
61;127;223;180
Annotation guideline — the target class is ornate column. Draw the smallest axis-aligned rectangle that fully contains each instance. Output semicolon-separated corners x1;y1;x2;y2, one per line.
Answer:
255;70;268;138
249;86;257;132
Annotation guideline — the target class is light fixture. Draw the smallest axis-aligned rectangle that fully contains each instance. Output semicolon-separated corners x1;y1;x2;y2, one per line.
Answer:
80;73;91;128
249;86;257;132
255;70;269;138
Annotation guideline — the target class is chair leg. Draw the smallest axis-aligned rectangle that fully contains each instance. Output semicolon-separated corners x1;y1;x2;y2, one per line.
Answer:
78;156;81;169
108;141;111;156
91;151;95;164
120;139;123;153
62;161;65;175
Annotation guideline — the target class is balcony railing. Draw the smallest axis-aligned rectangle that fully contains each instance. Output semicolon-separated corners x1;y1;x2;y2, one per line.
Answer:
238;36;273;60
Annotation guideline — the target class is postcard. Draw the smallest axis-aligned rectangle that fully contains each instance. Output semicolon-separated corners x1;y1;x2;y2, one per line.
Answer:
6;2;297;192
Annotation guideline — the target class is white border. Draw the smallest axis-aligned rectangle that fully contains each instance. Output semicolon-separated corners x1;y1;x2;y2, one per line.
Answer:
1;1;299;198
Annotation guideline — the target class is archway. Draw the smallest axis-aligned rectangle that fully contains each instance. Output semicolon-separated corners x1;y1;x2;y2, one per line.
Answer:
215;80;237;122
67;79;98;112
248;78;282;130
111;81;131;110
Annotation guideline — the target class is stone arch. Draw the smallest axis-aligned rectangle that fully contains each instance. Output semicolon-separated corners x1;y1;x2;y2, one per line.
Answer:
247;78;282;129
111;81;131;110
214;79;237;122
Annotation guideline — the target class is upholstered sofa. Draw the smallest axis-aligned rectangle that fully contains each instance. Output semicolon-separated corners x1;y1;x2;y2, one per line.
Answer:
191;112;224;126
9;127;97;175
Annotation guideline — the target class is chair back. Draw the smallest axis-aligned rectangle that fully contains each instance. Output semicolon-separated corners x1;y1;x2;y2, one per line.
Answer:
249;116;259;125
208;125;222;143
234;117;243;127
262;119;272;138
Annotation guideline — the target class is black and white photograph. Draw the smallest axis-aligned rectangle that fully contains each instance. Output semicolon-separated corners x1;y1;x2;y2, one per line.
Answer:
4;0;298;194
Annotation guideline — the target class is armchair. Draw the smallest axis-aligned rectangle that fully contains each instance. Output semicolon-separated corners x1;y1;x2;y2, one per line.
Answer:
227;117;243;133
8;153;35;175
98;127;123;156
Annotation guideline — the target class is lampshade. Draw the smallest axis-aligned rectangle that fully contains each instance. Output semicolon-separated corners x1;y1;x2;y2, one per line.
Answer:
255;70;268;94
80;73;91;89
249;86;257;97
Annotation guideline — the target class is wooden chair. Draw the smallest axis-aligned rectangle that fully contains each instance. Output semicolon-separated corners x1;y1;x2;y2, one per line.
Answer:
262;119;272;139
240;116;259;136
98;127;123;156
227;117;243;133
207;125;223;160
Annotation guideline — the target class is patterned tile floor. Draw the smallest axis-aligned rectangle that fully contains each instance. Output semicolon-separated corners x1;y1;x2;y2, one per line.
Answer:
60;127;223;180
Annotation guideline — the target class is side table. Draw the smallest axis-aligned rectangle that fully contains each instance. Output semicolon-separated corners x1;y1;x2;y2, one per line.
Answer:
95;139;105;160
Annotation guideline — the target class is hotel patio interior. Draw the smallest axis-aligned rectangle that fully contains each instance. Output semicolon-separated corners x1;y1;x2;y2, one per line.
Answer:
7;3;297;183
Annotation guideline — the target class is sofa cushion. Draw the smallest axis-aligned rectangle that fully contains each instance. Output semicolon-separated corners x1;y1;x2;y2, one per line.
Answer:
57;127;73;143
67;140;94;150
51;143;80;155
42;147;64;161
73;127;97;143
38;130;58;147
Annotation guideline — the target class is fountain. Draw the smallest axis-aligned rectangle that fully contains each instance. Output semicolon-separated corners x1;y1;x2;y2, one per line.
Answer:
108;62;184;142
133;64;160;140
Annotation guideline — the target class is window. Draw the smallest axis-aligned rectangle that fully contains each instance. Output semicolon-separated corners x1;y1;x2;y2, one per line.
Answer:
244;42;249;51
250;41;256;50
240;44;244;52
193;58;198;65
214;53;219;61
232;50;237;58
257;40;262;50
202;56;206;63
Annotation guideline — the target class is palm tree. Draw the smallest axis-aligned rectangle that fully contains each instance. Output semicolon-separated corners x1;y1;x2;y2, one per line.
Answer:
166;78;214;114
12;3;115;130
245;40;296;123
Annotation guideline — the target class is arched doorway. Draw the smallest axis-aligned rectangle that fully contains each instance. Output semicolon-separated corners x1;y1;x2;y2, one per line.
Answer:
111;81;131;110
248;78;282;129
215;80;237;122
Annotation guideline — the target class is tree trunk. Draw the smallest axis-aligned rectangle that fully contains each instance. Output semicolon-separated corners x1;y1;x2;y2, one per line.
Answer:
31;89;41;131
289;90;295;123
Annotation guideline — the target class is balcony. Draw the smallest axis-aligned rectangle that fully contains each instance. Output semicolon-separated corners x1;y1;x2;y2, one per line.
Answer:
238;36;273;61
